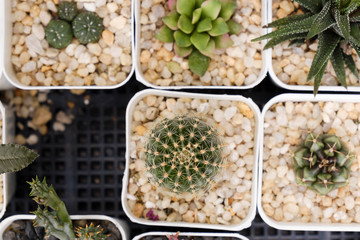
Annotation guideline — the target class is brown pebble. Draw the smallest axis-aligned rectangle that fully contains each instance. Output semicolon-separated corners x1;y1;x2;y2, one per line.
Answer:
102;30;114;46
32;106;52;127
132;203;145;218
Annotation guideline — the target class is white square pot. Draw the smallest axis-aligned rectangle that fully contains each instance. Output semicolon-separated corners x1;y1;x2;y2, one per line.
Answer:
134;0;269;89
133;232;249;240
122;89;261;231
259;93;360;231
0;214;129;240
2;0;134;90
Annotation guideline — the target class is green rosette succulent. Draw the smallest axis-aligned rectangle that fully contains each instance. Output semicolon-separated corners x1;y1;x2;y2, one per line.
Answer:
145;116;223;194
292;133;354;195
253;0;360;94
155;0;242;76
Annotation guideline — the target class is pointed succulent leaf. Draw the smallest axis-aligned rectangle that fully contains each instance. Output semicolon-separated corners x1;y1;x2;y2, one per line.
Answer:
306;1;335;39
219;0;237;21
163;12;180;30
227;19;242;35
302;166;321;183
342;0;360;14
177;0;195;16
201;0;222;20
336;150;354;167
265;13;312;28
155;25;175;42
343;52;359;79
174;30;192;47
190;31;210;50
293;147;310;168
192;8;202;24
200;39;216;57
288;39;306;47
0;144;39;174
351;9;360;22
335;9;350;41
214;34;233;49
350;23;360;46
313;181;335;195
178;15;194;34
313;63;327;95
304;133;324;152
188;50;210;76
332;168;349;185
197;18;212;32
330;46;347;88
293;0;322;13
264;32;307;49
174;44;193;57
208;18;229;36
168;0;177;11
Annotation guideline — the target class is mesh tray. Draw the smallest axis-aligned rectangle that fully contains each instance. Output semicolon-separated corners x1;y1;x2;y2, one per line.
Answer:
5;76;360;239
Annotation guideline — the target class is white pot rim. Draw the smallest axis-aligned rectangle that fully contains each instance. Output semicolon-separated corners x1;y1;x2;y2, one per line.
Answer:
258;93;360;231
122;89;261;231
0;102;8;219
134;0;269;90
133;231;249;240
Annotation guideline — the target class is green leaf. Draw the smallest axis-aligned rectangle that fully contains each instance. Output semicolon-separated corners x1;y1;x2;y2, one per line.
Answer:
294;0;322;13
200;39;215;57
306;1;335;40
178;15;194;34
264;13;312;28
350;23;360;46
192;8;202;24
350;9;360;22
263;32;307;49
208;18;229;36
174;30;192;47
188;50;210;76
214;34;233;48
197;18;212;32
177;0;196;16
190;31;210;50
174;44;193;57
155;25;174;42
335;9;350;41
196;0;206;8
163;12;180;30
168;0;177;11
288;39;306;47
201;0;222;20
0;144;39;174
219;0;237;21
313;63;327;95
330;45;347;88
343;52;359;79
227;19;242;35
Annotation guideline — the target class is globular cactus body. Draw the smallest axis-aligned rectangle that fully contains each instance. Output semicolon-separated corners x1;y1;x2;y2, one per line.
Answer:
145;116;222;194
293;133;354;195
45;19;73;49
75;223;108;240
72;12;104;44
58;1;78;21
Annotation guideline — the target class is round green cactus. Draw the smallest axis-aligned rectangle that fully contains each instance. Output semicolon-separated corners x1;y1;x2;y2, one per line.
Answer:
293;133;354;195
72;12;104;44
58;1;78;22
155;0;242;76
75;223;109;240
45;19;73;49
145;116;223;194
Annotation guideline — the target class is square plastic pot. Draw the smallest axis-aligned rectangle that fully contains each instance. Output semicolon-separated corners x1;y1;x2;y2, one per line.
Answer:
2;0;134;90
134;0;269;89
259;93;360;231
0;214;129;240
122;89;261;231
133;232;249;240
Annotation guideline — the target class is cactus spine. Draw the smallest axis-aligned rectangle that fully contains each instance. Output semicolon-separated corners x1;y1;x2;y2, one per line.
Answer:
145;116;223;194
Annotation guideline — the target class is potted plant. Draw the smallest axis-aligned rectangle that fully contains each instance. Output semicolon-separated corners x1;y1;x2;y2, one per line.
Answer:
134;0;267;89
133;231;249;240
122;89;261;230
254;0;360;93
259;93;360;231
2;0;134;90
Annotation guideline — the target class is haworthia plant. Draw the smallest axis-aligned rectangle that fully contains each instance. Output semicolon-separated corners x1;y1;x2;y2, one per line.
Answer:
253;0;360;95
0;144;39;174
155;0;242;76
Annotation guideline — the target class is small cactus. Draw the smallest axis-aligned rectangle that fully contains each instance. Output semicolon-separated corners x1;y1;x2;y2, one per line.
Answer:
72;12;104;44
75;223;109;240
58;1;78;22
293;133;354;195
145;116;223;194
45;19;73;49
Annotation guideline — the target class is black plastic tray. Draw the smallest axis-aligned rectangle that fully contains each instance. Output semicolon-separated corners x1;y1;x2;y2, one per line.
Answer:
5;75;360;239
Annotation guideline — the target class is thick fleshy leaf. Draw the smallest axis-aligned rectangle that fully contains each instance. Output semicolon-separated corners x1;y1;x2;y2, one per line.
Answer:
306;1;335;39
201;0;221;20
330;46;347;88
155;25;174;42
343;52;359;79
335;9;350;41
214;34;233;48
188;50;210;76
174;30;192;47
264;32;307;49
200;39;215;57
351;9;360;22
178;15;194;34
163;12;180;30
294;0;322;13
177;0;195;16
350;23;360;46
174;44;193;57
208;18;229;36
265;13;312;28
197;18;212;32
190;32;210;50
313;63;327;95
293;148;310;168
168;0;177;11
219;0;237;21
0;144;39;174
192;8;202;24
227;20;242;35
196;0;206;8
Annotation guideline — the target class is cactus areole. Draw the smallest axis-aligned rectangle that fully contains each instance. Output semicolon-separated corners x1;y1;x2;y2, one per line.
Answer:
293;133;354;195
145;116;223;194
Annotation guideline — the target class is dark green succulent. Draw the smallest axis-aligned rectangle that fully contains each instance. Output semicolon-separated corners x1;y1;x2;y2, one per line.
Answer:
58;1;78;22
293;133;354;195
72;12;104;44
45;19;73;49
253;0;360;94
155;0;242;76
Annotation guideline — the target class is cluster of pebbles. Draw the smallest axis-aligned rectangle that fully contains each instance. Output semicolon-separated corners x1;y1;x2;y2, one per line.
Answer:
139;0;263;87
271;0;360;87
11;0;132;87
127;95;257;225
263;101;360;223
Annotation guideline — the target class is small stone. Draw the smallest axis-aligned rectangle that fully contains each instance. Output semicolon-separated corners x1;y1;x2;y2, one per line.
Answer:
238;102;254;119
26;134;39;145
213;109;224;122
21;61;36;72
32;106;52;127
102;30;115;45
53;122;65;131
182;210;195;223
39;11;52;25
132;203;145;218
224;107;237;121
110;16;127;30
26;34;44;55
